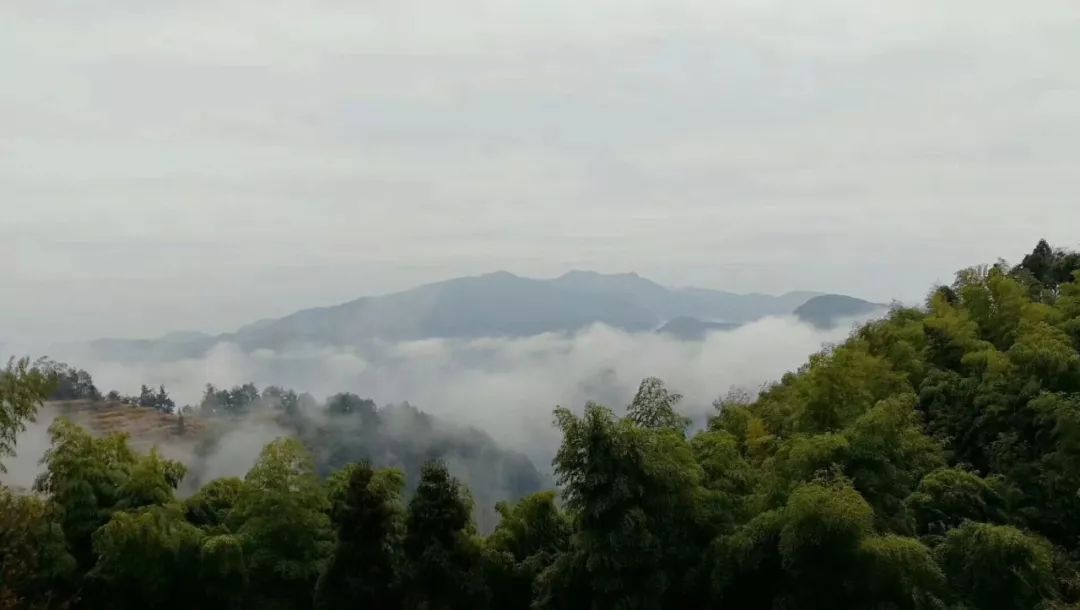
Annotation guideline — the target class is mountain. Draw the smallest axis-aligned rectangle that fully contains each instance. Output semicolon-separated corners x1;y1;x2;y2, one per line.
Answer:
656;317;741;340
794;294;888;328
89;271;849;360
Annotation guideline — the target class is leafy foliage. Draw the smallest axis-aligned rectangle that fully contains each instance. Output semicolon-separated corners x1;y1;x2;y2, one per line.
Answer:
34;359;101;402
0;488;75;609
86;506;204;610
315;462;405;610
0;357;51;473
34;418;139;566
937;522;1059;610
233;438;334;610
626;376;690;431
137;384;176;413
402;460;488;609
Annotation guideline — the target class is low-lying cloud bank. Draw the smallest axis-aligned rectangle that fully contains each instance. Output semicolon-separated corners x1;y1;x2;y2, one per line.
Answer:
51;315;863;463
2;314;871;507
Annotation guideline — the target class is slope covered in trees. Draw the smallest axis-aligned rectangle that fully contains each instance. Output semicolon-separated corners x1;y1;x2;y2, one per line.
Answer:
12;376;547;533
188;383;546;529
4;240;1080;609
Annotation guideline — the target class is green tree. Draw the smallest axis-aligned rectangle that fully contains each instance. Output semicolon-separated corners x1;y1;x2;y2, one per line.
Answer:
199;533;248;608
402;460;488;610
325;392;377;422
115;448;186;510
232;438;334;610
154;384;176;413
793;343;909;434
184;477;244;532
138;384;156;408
543;402;705;610
937;522;1059;610
1009;320;1080;391
691;430;754;529
34;418;138;566
842;394;944;528
1013;238;1080;292
0;357;51;473
485;491;570;610
33;359;101;402
1028;392;1080;541
855;535;947;609
86;505;204;610
0;487;76;609
315;462;405;610
626;377;689;431
489;491;570;561
711;509;787;609
262;385;301;416
776;479;874;608
904;467;1008;538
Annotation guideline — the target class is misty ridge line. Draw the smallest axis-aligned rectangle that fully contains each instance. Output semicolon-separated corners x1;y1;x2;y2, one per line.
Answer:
80;268;881;363
99;269;822;340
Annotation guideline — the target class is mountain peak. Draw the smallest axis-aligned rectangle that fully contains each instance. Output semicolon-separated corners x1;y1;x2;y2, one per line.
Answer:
88;271;877;360
794;294;888;328
479;270;520;280
557;270;598;280
558;270;641;280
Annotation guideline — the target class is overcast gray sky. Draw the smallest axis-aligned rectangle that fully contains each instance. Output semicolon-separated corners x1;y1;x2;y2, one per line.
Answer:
4;0;1080;344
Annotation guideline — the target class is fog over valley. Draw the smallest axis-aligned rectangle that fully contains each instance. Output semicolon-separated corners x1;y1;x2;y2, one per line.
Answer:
52;315;864;459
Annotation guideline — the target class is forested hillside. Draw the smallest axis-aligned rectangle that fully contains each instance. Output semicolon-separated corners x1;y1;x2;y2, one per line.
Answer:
2;376;546;534
4;240;1080;609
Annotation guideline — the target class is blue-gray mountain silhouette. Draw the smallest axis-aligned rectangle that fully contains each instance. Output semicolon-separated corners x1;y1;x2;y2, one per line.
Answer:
794;294;888;328
91;271;870;360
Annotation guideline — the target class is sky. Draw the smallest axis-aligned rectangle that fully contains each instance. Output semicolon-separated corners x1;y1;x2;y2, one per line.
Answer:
4;0;1080;344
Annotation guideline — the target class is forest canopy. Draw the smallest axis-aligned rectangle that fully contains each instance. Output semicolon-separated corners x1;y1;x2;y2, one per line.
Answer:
4;239;1080;609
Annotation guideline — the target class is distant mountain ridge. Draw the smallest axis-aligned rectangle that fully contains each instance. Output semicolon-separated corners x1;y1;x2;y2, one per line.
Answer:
657;317;742;340
794;294;889;328
90;271;869;360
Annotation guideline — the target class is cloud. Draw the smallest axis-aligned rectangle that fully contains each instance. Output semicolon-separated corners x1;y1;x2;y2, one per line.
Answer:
1;314;872;529
178;415;293;491
32;317;862;466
